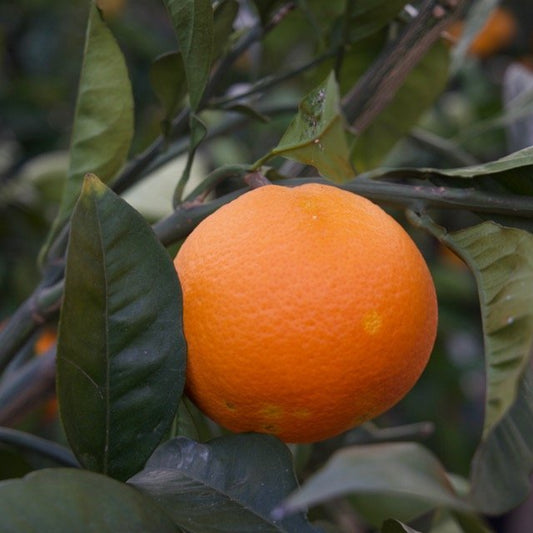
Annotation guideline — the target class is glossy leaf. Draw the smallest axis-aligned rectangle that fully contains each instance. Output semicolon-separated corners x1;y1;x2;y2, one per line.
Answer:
352;41;450;171
267;72;353;182
163;0;214;111
129;434;323;533
150;51;188;125
277;442;471;525
0;468;180;532
423;220;533;514
57;175;186;481
42;2;134;263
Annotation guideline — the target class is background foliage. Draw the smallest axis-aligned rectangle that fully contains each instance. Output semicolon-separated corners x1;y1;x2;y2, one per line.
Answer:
1;0;533;531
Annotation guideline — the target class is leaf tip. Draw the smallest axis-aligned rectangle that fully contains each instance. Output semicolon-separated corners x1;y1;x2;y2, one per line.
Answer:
82;173;106;196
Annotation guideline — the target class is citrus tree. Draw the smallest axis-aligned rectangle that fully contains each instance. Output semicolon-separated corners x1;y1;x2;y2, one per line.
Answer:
1;0;533;531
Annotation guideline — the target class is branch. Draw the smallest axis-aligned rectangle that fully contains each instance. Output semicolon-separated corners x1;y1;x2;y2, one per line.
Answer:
153;175;533;248
0;425;78;467
343;0;466;132
0;281;63;375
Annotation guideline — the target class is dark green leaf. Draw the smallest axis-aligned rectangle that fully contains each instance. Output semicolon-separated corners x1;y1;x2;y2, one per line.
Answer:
57;174;186;481
0;468;180;532
150;51;188;124
42;3;134;263
267;72;353;182
381;519;422;533
278;442;471;525
163;0;214;111
213;0;239;59
129;434;322;533
420;220;533;515
352;41;450;171
469;362;533;514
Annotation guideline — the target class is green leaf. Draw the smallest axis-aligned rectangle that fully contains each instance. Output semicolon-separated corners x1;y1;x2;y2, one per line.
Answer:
57;174;186;481
163;0;214;111
213;0;239;59
41;2;134;264
149;51;188;126
367;145;533;195
0;468;180;532
469;362;533;514
438;222;533;435
129;434;323;533
278;442;471;526
266;72;353;182
381;519;422;533
352;41;450;171
421;220;533;514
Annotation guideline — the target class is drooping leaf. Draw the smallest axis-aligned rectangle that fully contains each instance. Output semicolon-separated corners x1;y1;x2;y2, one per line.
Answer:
163;0;214;111
435;222;533;435
469;361;533;515
351;41;450;171
420;219;533;515
150;51;188;129
129;434;323;533
266;72;353;182
277;442;471;526
57;174;186;481
41;2;134;264
0;469;180;532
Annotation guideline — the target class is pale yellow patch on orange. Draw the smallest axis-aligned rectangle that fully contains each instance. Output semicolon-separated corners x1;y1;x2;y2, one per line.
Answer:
362;310;382;335
259;404;284;419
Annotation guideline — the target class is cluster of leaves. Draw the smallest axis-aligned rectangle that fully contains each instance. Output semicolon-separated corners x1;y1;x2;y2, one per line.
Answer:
1;0;533;531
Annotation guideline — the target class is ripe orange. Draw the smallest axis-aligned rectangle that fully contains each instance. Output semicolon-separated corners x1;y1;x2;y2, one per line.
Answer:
174;183;438;443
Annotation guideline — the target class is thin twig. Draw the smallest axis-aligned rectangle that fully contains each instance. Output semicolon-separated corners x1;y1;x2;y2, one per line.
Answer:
0;425;79;467
201;2;296;107
0;348;56;427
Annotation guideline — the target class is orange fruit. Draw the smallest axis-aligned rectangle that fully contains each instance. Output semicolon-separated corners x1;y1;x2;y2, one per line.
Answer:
174;183;438;443
34;327;57;355
446;7;517;59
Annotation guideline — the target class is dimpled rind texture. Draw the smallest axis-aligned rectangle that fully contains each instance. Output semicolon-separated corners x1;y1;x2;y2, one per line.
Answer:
174;183;438;443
